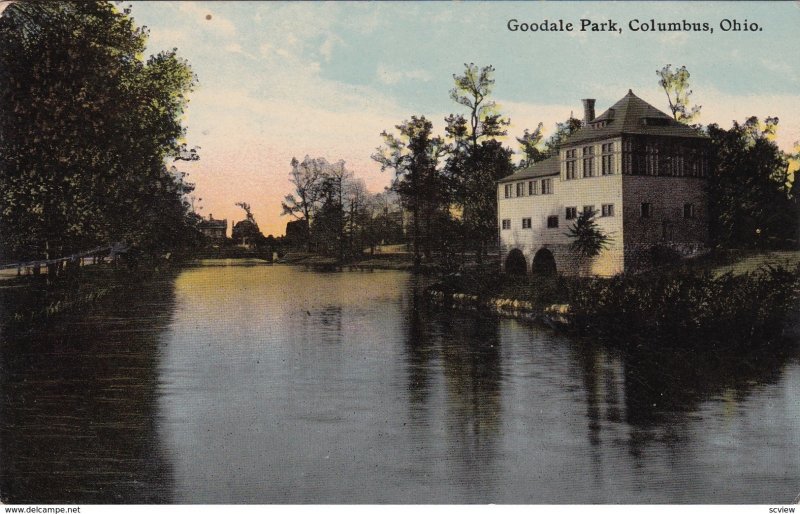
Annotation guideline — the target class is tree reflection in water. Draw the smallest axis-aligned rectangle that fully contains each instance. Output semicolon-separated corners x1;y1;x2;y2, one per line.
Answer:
404;292;503;497
0;274;178;504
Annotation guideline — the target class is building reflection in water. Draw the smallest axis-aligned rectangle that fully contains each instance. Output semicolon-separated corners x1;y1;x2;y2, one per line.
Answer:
567;325;800;495
0;275;177;504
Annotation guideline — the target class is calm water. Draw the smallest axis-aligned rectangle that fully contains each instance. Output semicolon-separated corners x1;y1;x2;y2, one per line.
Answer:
1;262;798;504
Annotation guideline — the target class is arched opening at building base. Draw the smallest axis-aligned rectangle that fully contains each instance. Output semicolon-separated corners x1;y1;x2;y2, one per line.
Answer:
504;249;528;275
532;248;557;276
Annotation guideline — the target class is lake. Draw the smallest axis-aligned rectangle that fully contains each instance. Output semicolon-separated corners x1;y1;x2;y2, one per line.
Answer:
1;261;798;503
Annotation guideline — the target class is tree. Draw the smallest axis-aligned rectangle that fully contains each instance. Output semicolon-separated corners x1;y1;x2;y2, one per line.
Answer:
281;156;327;252
657;64;701;124
447;63;510;151
235;202;252;219
706;116;798;248
373;116;446;267
543;117;583;157
566;210;612;258
0;2;198;265
445;63;513;264
516;123;547;167
342;178;378;258
312;165;348;259
281;156;356;257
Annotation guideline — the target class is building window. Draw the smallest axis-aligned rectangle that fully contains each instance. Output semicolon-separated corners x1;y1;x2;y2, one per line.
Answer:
582;146;594;178
547;215;559;228
516;182;525;197
528;180;537;195
504;184;512;198
601;143;615;175
646;143;658;175
601;203;615;217
501;219;511;230
566;160;576;179
583;205;595;216
565;149;577;180
684;203;696;219
565;207;577;220
522;217;532;229
641;202;653;218
541;178;552;194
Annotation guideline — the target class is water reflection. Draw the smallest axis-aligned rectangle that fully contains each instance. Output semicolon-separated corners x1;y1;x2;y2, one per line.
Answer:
0;274;177;503
404;296;503;498
0;265;797;503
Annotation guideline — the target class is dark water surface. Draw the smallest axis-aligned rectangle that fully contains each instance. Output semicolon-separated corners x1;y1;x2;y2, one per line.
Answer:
1;262;798;503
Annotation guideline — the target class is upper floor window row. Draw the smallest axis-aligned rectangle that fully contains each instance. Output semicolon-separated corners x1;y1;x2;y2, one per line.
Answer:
503;178;553;198
622;139;708;177
564;142;616;179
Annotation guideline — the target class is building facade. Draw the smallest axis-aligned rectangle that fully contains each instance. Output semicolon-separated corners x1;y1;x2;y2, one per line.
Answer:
498;90;709;276
198;214;228;242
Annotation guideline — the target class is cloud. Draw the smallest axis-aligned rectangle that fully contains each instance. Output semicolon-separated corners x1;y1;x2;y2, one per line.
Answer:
319;35;344;63
224;42;256;59
376;64;432;85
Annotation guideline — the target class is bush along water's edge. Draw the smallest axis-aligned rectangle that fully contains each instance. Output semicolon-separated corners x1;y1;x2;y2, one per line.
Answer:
425;264;800;348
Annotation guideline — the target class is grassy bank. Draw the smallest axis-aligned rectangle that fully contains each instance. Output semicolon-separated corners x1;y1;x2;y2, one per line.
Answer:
429;251;800;347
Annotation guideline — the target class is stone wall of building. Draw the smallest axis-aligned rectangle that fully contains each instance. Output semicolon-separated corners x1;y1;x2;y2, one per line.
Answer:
621;175;709;272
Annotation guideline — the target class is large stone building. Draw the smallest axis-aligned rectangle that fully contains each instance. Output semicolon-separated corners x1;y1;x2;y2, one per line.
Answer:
498;90;709;276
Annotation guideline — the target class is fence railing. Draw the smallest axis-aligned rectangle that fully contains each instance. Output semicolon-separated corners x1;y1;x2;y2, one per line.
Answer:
0;242;126;271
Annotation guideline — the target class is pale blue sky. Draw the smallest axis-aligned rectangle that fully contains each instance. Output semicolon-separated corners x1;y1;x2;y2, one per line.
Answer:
127;1;800;236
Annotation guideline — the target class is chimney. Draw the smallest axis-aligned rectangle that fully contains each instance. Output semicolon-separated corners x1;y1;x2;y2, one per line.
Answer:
582;99;596;126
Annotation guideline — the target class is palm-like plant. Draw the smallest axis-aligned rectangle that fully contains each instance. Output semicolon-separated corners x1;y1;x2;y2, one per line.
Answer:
566;210;612;257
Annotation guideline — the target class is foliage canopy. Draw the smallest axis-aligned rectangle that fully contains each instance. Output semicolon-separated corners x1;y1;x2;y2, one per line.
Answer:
0;1;198;262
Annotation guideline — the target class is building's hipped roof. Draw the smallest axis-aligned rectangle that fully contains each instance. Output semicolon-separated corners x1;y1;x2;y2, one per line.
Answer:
563;90;706;145
498;155;559;184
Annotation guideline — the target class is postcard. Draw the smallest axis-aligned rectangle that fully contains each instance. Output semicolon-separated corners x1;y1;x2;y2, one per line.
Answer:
0;0;798;509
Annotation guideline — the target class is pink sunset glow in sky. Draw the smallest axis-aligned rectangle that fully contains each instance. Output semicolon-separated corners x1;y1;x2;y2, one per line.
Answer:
127;1;800;236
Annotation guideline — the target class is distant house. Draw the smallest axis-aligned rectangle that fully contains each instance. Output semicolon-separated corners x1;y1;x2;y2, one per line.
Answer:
198;214;227;243
498;90;709;276
232;217;263;249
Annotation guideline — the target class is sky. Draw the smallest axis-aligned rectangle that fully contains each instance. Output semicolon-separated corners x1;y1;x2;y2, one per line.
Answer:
126;1;800;237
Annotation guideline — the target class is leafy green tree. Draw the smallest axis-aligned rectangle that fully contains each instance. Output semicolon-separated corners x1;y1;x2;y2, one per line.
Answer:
373;116;446;267
543;117;582;157
312;165;350;259
0;1;197;264
657;64;701;124
516;123;547;167
445;63;513;264
706;116;798;248
566;210;612;258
